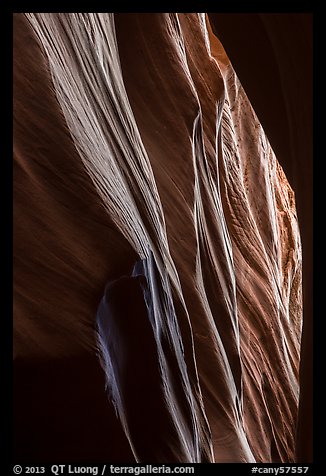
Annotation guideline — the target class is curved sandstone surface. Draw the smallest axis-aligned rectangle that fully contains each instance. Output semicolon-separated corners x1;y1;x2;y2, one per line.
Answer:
13;13;303;463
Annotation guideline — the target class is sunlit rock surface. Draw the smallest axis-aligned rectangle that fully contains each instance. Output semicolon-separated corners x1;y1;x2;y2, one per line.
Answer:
13;13;302;463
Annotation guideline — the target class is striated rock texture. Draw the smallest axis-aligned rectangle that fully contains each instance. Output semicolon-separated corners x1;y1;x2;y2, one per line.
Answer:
206;14;312;462
13;13;302;463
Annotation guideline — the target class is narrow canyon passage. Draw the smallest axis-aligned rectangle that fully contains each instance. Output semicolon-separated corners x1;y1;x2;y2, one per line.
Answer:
13;13;311;463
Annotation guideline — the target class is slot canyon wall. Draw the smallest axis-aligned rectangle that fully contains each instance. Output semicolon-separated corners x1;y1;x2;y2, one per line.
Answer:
13;13;311;463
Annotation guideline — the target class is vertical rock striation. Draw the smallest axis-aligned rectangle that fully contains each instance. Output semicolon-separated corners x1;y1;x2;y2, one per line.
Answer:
14;13;303;463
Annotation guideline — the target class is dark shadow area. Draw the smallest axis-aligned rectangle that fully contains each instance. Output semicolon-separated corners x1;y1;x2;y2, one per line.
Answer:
13;353;135;463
